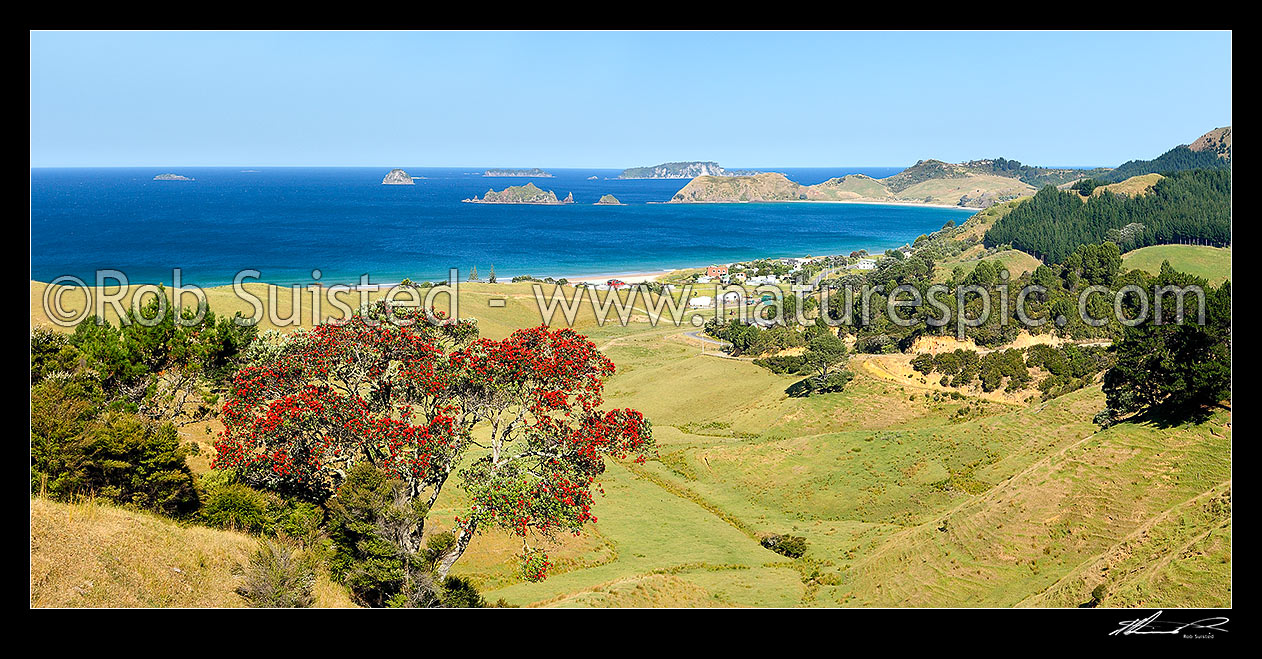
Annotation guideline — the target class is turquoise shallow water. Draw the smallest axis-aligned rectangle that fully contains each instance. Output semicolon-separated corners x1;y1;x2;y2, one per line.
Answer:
31;167;975;287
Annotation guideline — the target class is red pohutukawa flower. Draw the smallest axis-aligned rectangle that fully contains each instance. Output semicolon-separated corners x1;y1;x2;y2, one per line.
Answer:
214;307;653;581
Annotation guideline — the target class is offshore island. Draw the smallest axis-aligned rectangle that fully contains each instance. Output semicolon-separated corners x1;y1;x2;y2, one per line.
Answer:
381;169;416;185
618;161;760;179
463;182;574;204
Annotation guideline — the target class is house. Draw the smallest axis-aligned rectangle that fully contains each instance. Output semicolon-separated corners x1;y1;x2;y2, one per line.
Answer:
705;265;729;278
688;296;713;308
696;275;713;284
720;291;742;304
853;259;877;270
746;275;780;285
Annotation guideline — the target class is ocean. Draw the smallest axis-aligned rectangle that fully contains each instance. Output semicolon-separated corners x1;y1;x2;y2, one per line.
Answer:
30;167;975;287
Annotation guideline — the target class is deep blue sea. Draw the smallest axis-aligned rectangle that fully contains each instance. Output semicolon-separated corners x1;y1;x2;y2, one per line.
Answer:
30;167;976;287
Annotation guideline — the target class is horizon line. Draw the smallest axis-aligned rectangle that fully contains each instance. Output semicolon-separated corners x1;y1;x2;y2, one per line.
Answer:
29;163;1111;170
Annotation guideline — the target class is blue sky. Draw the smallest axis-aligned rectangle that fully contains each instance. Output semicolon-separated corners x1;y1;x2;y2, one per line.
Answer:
30;31;1231;168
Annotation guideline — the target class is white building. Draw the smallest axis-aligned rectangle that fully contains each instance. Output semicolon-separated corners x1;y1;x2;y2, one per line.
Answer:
688;296;714;308
853;259;877;270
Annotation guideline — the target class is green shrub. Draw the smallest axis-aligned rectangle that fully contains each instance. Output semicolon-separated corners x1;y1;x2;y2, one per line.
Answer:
440;575;487;608
327;463;429;607
322;464;494;608
30;328;91;386
786;370;854;398
1026;343;1114;400
198;475;324;543
234;537;317;608
761;534;807;558
855;334;896;354
1080;583;1108;608
32;380;198;517
200;482;272;533
753;355;809;375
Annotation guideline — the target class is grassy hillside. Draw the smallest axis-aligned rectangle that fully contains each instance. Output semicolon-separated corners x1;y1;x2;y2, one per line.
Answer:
808;174;889;200
31;280;618;338
669;173;804;202
882;160;970;192
31;274;1230;608
1055;173;1161;198
934;248;1043;283
838;405;1230;607
670;164;1036;208
963;159;1109;188
1122;245;1232;286
1189;126;1232;160
437;318;1228;607
894;173;1032;208
1019;481;1230;608
31;497;356;608
951;198;1026;242
1094;173;1163;197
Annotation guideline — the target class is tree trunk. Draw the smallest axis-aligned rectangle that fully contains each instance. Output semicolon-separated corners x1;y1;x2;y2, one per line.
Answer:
435;521;477;580
401;517;425;556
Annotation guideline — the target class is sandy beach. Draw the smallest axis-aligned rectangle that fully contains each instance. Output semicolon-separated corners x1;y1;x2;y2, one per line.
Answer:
660;198;980;211
565;271;677;285
800;199;981;211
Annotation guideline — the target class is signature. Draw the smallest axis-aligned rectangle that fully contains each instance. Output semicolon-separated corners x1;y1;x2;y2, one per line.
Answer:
1111;611;1230;636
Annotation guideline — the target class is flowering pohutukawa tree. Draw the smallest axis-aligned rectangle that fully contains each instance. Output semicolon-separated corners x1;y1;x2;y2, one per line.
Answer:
443;325;652;579
214;305;653;581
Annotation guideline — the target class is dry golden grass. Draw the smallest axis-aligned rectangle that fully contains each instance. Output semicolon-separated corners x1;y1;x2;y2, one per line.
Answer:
30;497;355;608
29;279;679;340
933;248;1042;283
1094;173;1163;198
853;353;1037;405
894;173;1035;207
950;198;1027;242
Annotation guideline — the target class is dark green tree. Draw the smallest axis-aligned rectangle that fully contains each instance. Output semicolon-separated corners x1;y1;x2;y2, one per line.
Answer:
1103;267;1230;419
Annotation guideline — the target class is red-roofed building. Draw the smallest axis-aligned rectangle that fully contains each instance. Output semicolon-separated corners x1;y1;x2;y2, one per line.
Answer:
705;265;728;278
